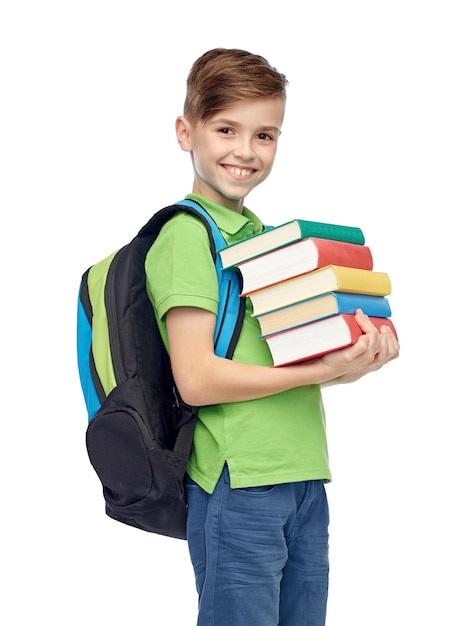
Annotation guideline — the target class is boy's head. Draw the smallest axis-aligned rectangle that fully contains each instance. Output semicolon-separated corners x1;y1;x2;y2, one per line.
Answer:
184;48;288;125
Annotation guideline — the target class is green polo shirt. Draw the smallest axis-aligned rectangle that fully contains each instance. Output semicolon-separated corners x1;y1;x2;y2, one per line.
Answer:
145;194;331;493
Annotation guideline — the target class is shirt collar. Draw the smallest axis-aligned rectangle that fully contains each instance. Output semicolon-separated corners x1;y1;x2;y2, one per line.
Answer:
185;194;264;244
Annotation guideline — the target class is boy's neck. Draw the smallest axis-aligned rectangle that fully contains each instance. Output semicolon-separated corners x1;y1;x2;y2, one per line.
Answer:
189;190;244;214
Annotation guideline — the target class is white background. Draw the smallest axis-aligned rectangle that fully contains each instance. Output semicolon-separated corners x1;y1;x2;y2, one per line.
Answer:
1;1;466;624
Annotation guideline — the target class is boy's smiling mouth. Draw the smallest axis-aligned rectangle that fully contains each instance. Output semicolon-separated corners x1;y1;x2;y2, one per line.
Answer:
223;165;256;177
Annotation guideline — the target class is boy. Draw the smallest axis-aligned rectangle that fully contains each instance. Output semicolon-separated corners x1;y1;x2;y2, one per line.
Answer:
145;48;399;626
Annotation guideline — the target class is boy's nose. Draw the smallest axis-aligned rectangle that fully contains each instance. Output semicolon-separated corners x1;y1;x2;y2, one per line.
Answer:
233;138;255;160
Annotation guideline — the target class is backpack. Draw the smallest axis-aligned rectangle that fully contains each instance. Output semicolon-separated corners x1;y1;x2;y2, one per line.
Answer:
77;199;244;539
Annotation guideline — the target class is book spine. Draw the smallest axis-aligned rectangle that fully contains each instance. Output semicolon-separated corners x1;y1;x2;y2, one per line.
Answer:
313;239;373;270
333;292;392;317
334;266;392;295
299;221;365;245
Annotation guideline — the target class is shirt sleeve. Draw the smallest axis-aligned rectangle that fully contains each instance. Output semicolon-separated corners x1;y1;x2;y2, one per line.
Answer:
145;212;220;322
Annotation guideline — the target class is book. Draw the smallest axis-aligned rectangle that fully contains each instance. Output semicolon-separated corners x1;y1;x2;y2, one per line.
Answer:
247;265;392;316
256;292;392;337
219;218;366;268
264;314;398;366
236;237;373;294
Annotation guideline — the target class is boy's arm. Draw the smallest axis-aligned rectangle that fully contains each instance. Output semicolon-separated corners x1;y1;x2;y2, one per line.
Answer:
166;307;399;406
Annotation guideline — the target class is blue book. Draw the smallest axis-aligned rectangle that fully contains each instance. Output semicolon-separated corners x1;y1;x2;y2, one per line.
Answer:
255;291;392;337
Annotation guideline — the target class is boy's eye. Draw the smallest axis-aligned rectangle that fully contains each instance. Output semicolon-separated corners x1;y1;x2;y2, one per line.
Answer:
258;133;274;141
218;127;234;135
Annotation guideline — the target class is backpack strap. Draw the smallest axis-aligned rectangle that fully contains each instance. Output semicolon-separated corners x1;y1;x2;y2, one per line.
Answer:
139;198;244;360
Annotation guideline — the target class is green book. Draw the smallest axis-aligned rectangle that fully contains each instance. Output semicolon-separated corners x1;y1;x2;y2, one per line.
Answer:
219;218;366;269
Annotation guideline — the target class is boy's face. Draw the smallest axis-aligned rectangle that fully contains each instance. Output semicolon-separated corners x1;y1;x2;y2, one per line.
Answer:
177;97;285;212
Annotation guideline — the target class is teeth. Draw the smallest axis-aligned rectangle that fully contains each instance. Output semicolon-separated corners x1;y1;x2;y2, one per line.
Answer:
229;167;251;176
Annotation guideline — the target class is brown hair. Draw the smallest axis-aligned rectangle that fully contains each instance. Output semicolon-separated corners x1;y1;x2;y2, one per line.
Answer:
183;48;288;125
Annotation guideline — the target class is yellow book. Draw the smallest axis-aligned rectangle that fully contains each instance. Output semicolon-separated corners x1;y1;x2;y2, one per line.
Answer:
247;265;392;317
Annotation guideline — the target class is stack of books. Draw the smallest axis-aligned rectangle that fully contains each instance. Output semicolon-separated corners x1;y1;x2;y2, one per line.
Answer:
219;218;397;366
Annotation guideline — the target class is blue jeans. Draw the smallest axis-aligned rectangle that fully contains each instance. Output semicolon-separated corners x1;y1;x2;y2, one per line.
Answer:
185;465;329;625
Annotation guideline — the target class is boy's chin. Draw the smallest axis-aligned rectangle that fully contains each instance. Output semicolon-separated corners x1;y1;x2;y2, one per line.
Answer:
220;184;257;202
207;187;251;207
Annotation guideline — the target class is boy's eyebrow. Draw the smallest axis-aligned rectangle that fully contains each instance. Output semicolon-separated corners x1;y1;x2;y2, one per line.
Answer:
210;117;281;133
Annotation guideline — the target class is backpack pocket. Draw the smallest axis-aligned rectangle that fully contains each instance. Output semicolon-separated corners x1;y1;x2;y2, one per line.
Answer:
86;405;190;538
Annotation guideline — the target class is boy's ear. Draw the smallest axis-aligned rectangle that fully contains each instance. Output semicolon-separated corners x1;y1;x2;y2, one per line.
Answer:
175;116;193;152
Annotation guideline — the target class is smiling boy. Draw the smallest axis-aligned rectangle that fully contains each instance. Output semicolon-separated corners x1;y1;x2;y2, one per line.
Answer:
177;96;284;211
145;48;399;626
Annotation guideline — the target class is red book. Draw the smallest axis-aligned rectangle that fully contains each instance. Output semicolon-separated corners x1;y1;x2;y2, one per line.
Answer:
236;237;373;295
263;314;397;367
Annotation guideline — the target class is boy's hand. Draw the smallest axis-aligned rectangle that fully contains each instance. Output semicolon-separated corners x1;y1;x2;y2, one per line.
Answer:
320;309;399;385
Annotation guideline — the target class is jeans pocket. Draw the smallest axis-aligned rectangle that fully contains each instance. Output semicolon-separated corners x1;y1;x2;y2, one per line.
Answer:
235;484;277;494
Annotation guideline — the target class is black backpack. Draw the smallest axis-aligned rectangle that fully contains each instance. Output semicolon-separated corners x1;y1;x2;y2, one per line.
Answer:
77;200;244;539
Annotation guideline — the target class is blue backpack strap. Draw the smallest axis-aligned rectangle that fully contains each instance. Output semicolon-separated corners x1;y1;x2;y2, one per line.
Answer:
175;199;243;360
77;277;102;419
